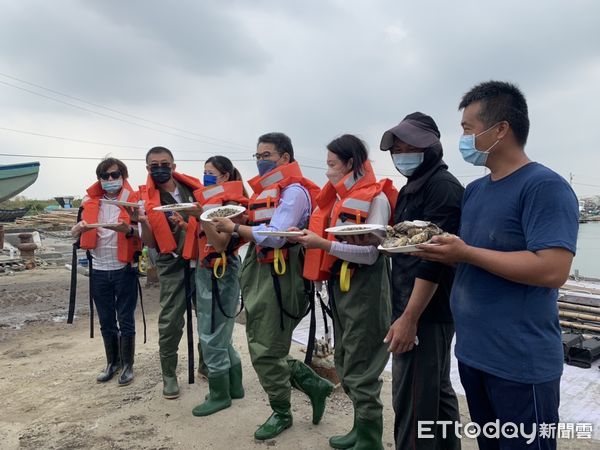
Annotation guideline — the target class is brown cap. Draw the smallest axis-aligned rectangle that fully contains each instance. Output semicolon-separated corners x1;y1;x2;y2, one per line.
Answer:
380;112;441;151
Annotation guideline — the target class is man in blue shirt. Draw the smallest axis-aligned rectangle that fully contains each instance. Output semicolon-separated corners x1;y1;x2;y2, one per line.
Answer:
417;81;579;450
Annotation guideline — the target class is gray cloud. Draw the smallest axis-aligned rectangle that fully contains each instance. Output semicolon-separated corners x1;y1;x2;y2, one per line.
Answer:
1;0;599;199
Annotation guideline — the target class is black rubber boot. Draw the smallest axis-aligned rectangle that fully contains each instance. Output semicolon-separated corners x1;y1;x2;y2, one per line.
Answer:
118;335;135;386
96;334;120;383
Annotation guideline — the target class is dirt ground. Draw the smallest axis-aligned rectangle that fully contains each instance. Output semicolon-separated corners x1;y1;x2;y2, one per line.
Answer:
0;268;596;449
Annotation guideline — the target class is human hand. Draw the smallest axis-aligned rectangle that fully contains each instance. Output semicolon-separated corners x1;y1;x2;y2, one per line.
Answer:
123;205;140;222
101;221;131;234
297;229;329;250
212;217;235;234
383;315;419;354
412;234;469;265
183;202;203;218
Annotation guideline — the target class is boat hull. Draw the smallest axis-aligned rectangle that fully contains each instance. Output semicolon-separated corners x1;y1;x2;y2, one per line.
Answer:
0;162;41;203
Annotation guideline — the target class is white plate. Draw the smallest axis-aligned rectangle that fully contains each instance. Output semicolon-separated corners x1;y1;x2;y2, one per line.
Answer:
200;205;246;221
325;224;386;236
377;244;421;253
100;199;140;208
153;203;197;212
255;230;304;237
86;223;121;228
378;242;439;253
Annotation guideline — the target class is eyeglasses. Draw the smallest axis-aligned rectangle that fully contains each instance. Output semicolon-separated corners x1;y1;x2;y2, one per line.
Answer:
252;151;277;160
99;170;122;180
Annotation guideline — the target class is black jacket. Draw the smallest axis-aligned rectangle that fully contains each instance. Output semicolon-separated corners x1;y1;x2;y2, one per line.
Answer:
391;166;464;323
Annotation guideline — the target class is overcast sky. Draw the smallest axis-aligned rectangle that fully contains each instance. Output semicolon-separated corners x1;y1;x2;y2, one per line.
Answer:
1;0;599;200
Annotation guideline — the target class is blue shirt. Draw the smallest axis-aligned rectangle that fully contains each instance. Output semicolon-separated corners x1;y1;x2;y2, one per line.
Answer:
251;183;311;248
451;162;579;384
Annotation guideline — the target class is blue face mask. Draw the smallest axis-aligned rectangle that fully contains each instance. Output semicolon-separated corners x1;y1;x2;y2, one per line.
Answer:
257;159;277;177
101;179;123;194
459;124;500;166
392;152;424;177
203;174;218;186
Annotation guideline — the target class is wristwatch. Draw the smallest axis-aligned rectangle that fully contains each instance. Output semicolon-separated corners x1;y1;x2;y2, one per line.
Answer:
125;226;135;238
232;223;240;238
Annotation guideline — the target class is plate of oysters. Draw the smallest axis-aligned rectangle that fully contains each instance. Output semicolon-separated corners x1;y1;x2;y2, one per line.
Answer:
325;224;386;236
378;220;446;253
200;205;246;221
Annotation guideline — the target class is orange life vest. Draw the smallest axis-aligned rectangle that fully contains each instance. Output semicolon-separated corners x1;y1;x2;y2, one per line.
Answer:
303;161;398;281
247;161;320;264
182;181;249;267
139;171;202;255
79;180;142;263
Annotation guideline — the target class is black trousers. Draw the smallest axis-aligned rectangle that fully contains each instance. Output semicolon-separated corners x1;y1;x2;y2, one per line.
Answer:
392;321;460;450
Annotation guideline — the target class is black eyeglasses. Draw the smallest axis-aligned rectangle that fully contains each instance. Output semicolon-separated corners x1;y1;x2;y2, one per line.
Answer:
99;170;122;180
253;151;276;160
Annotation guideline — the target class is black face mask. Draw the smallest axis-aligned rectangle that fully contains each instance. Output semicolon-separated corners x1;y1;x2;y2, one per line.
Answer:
150;166;172;185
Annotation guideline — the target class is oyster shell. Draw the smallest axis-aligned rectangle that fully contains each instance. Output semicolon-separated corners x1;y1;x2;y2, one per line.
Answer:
382;236;409;248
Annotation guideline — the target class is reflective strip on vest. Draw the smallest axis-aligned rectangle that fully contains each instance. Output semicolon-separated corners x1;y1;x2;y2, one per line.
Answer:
254;208;276;221
256;188;279;200
343;171;364;191
342;197;371;213
260;171;284;188
202;184;225;199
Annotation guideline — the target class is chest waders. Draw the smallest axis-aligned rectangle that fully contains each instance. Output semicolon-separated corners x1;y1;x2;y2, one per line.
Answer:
326;255;390;450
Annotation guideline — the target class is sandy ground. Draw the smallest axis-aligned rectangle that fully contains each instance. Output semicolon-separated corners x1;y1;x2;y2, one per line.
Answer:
0;268;597;450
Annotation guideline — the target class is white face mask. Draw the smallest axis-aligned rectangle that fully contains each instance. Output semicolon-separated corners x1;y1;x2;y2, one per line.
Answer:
101;178;123;194
392;152;424;177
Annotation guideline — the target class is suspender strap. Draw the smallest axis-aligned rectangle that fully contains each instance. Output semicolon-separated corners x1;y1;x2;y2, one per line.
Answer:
67;242;79;324
184;261;195;384
304;283;317;366
136;276;147;344
87;250;94;339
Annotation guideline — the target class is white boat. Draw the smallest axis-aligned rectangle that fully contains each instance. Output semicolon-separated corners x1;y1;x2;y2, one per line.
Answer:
0;162;40;203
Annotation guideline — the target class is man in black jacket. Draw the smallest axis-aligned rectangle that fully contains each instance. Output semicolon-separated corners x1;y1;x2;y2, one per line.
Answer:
380;112;464;450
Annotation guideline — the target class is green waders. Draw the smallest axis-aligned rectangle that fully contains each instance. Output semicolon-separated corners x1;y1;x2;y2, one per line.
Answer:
328;254;391;450
192;255;243;416
156;253;189;398
155;182;203;398
241;243;333;439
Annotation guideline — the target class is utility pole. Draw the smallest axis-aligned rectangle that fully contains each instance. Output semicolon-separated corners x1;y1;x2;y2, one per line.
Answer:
569;172;574;186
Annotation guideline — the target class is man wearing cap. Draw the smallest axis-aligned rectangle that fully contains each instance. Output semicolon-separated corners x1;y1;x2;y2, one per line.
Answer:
380;112;463;450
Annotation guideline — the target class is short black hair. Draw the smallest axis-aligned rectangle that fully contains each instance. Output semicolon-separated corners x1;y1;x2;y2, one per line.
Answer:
459;81;530;146
96;157;128;179
257;132;295;162
146;146;174;163
326;134;368;180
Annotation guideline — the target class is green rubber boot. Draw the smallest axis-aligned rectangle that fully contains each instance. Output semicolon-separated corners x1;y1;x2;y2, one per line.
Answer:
350;417;383;450
192;373;232;416
160;355;180;399
290;361;334;424
254;400;293;440
229;363;245;399
329;416;357;449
